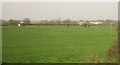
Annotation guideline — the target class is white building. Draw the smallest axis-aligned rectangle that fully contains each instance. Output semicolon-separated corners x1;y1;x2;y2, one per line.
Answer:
78;21;103;25
90;22;103;25
18;24;21;26
78;22;85;25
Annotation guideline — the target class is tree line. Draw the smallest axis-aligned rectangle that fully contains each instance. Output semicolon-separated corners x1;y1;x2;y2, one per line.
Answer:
1;18;118;26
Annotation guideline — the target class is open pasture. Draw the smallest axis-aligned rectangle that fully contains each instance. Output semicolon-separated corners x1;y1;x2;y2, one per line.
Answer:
2;26;117;63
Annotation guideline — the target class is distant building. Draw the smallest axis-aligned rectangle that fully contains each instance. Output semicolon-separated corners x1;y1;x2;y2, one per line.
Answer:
78;22;85;25
18;21;27;26
18;24;21;26
20;21;24;24
78;21;103;25
90;22;103;25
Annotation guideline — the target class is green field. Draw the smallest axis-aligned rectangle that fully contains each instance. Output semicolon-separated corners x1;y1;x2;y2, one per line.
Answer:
2;26;117;63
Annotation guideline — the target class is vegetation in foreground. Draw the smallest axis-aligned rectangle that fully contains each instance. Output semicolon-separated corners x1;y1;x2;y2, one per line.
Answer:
2;26;117;63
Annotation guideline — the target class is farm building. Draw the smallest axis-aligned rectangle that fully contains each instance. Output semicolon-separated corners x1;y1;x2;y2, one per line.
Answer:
78;21;103;25
18;21;27;26
89;21;103;25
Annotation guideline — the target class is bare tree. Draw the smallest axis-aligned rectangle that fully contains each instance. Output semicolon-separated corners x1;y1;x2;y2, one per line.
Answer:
22;18;31;25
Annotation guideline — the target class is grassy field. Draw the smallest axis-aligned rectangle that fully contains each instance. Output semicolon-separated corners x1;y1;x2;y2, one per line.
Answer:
2;26;117;63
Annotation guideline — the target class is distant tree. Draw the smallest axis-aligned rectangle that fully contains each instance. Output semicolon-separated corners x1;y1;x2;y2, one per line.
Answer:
55;18;62;25
5;19;20;26
49;20;56;25
83;21;90;27
22;18;31;25
71;20;79;25
63;19;71;27
1;20;8;26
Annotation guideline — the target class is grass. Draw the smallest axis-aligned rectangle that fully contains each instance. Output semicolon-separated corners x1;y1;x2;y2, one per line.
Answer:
2;26;117;63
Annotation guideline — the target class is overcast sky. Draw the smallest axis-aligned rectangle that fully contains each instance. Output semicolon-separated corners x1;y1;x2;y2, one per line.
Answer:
2;2;118;20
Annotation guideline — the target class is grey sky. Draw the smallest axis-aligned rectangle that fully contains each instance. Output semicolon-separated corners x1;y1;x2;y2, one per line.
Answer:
0;3;2;19
2;2;118;20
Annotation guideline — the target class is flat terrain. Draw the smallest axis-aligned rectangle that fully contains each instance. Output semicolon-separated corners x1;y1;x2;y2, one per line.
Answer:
2;26;117;63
